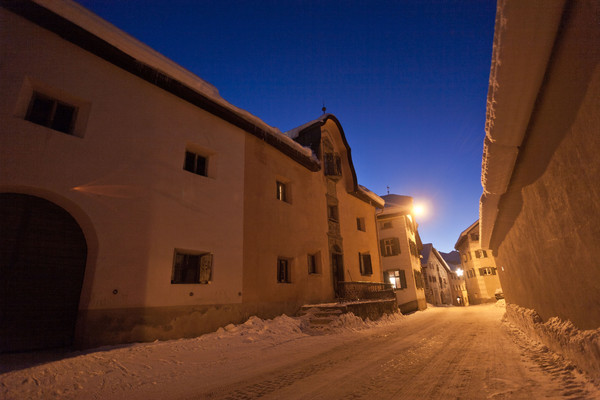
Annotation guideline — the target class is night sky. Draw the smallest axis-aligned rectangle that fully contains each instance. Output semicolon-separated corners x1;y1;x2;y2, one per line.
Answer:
75;0;497;253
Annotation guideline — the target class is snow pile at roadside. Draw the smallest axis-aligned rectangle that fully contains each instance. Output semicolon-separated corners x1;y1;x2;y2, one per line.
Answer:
208;314;306;344
505;303;600;382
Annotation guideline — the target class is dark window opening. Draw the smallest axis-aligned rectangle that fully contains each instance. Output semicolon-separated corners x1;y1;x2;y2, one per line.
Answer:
356;217;366;232
172;251;212;284
184;151;208;176
359;252;373;275
324;152;342;177
25;92;77;135
278;258;291;283
328;205;339;222
308;254;318;274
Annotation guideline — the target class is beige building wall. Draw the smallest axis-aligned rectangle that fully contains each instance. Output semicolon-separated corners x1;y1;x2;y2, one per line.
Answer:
242;134;331;315
0;8;250;347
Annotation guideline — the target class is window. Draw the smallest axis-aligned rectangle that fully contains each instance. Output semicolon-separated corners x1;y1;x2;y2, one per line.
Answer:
414;270;424;289
356;217;366;232
308;253;319;274
482;250;488;258
479;267;497;276
381;221;393;229
184;151;208;176
462;253;468;262
328;205;339;222
385;269;407;290
468;252;472;260
470;233;479;241
276;181;288;202
324;152;342;177
172;250;212;284
380;238;400;257
409;240;418;257
25;91;77;134
277;258;291;283
359;253;373;275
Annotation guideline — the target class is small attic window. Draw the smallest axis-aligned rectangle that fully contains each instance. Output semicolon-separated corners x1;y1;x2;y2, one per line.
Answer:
184;150;208;176
25;91;77;135
324;152;342;177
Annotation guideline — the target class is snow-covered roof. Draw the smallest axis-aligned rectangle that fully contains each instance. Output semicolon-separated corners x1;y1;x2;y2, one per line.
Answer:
286;113;384;209
12;0;317;169
480;0;566;249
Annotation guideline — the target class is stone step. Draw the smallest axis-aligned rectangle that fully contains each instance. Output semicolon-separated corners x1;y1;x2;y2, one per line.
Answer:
308;318;335;325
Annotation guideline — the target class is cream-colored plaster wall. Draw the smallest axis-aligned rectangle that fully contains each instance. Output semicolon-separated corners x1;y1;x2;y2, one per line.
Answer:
0;10;245;315
242;134;332;312
338;191;382;283
378;215;425;310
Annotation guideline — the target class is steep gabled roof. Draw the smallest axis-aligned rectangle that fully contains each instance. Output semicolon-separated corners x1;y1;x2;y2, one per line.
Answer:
2;0;320;171
287;114;384;208
421;243;452;273
454;220;479;250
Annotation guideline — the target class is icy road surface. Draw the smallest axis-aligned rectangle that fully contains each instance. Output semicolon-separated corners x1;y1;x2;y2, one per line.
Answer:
1;303;598;399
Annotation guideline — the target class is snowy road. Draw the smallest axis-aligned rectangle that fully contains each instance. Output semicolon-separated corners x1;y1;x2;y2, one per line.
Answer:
1;303;597;399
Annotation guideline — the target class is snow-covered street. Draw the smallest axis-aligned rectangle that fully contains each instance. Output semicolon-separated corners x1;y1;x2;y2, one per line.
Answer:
1;303;598;400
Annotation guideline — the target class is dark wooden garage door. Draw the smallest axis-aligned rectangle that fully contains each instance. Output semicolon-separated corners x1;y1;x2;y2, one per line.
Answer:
0;193;87;352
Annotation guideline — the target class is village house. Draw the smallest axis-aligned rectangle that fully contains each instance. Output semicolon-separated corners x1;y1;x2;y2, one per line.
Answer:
454;221;501;304
440;251;469;306
375;194;426;313
420;244;452;306
0;0;385;351
479;0;599;379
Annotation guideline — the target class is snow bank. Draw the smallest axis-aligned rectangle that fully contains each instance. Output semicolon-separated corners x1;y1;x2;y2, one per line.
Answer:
505;303;600;382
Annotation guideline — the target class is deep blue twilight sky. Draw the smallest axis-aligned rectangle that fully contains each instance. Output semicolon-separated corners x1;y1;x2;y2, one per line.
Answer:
76;0;497;253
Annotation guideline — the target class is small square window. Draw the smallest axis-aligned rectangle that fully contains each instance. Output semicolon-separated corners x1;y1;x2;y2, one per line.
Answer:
359;252;373;275
277;258;291;283
25;91;78;135
184;151;208;176
356;217;366;232
172;250;212;284
381;221;393;229
276;181;288;202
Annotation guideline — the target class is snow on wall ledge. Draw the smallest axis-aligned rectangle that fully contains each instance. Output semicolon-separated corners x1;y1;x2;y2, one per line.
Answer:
505;303;600;382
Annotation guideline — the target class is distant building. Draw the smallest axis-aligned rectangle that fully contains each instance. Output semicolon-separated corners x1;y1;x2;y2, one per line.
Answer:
0;0;385;351
454;221;501;304
376;195;426;313
440;251;469;306
420;244;452;306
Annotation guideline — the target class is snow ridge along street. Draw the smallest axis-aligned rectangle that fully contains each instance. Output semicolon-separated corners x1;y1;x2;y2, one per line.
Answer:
1;303;598;399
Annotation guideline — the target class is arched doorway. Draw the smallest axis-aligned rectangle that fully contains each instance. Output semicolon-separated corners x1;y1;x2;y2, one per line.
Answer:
0;193;87;352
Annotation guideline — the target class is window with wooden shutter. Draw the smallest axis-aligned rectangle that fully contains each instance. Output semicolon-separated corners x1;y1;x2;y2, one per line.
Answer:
172;250;212;284
359;253;373;275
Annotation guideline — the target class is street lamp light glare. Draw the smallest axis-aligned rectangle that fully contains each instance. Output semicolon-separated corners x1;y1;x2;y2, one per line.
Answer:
413;204;426;217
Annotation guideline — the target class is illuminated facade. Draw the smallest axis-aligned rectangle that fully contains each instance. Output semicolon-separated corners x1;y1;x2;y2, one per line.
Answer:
376;195;426;313
454;221;501;304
